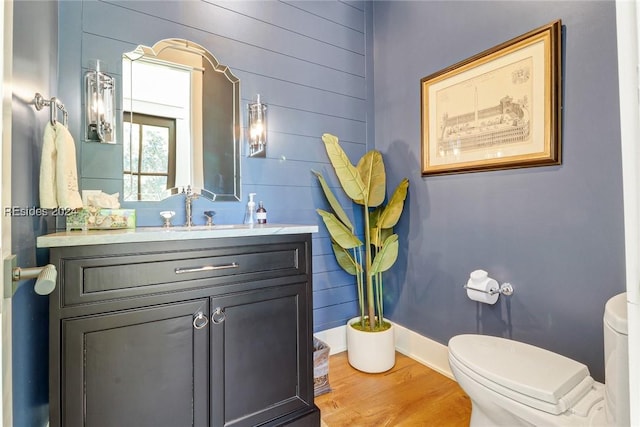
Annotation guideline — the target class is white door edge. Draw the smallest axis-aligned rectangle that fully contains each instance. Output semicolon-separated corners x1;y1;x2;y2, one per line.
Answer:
615;1;640;426
1;0;13;425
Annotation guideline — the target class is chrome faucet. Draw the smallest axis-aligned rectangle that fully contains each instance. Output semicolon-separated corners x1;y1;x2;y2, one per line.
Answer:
204;210;216;227
183;185;199;227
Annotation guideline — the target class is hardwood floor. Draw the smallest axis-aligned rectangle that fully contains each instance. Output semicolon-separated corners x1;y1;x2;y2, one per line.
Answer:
315;352;471;427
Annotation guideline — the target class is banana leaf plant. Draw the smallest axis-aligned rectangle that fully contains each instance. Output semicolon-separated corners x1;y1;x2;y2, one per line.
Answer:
313;133;409;332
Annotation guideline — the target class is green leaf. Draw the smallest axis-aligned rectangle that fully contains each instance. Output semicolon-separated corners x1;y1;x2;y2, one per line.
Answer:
379;226;394;244
378;178;409;229
370;224;395;249
332;242;360;275
356;150;386;207
312;170;354;233
321;133;366;203
317;209;362;249
369;207;383;248
370;234;399;275
369;206;382;228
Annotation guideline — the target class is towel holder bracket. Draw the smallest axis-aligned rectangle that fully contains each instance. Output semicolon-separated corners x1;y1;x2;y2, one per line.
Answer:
34;92;68;127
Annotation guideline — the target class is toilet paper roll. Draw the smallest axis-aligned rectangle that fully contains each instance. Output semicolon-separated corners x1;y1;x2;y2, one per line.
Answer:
466;277;499;304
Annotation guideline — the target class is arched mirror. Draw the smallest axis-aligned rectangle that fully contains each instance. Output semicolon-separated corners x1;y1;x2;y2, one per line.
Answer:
122;39;241;202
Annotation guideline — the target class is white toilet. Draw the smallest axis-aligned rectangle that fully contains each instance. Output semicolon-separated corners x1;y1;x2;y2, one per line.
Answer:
448;292;629;426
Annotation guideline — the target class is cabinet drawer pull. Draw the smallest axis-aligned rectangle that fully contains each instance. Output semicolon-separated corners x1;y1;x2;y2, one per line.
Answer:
211;307;226;324
193;312;209;329
175;263;239;274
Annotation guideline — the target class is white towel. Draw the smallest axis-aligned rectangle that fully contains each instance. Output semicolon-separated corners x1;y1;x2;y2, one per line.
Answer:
39;122;83;209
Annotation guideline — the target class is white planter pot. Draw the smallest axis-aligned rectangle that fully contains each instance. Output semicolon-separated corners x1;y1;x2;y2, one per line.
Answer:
346;317;395;373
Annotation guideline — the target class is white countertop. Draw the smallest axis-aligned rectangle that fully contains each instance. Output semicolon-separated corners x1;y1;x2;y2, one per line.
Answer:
37;224;319;248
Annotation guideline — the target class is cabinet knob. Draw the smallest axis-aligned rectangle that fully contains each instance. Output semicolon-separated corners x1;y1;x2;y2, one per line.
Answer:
193;312;209;329
211;307;226;324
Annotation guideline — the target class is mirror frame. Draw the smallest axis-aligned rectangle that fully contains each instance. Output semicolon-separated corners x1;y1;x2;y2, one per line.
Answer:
123;38;241;202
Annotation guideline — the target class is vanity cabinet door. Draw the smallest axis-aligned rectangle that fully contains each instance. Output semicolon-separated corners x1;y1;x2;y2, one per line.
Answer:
61;299;210;427
209;282;314;427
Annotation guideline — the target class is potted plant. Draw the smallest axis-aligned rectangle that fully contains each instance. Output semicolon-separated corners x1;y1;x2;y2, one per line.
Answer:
313;133;409;373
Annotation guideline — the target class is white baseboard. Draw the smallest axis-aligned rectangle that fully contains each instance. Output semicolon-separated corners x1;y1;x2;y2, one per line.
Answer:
393;323;454;379
313;326;347;355
313;322;454;380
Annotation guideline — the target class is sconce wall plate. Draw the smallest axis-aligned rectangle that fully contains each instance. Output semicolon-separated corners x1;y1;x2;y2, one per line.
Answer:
248;94;267;157
85;60;116;143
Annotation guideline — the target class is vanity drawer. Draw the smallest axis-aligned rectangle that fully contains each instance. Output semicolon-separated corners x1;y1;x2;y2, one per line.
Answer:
53;236;309;308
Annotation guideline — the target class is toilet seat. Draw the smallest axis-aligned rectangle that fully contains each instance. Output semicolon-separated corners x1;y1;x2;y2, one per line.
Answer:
449;334;596;415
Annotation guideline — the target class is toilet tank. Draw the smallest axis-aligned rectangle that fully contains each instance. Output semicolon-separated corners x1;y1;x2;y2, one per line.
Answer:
603;292;629;426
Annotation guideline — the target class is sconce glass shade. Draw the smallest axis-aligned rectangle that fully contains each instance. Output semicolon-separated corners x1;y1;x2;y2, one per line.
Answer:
85;60;116;143
248;94;267;157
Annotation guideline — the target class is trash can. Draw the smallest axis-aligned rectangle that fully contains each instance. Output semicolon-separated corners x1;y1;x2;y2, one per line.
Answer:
313;337;331;396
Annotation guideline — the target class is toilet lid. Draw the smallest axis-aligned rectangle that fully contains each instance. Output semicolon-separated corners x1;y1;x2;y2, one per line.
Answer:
449;334;593;414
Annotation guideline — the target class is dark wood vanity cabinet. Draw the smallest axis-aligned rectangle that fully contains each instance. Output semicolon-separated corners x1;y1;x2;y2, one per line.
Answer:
48;234;320;427
62;298;211;427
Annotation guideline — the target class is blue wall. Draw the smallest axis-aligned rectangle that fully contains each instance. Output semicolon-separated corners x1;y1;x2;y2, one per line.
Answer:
12;1;58;426
57;0;370;332
373;1;625;382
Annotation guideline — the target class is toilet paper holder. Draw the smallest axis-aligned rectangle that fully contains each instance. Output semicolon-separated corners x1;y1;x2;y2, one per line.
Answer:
463;282;514;296
463;269;514;297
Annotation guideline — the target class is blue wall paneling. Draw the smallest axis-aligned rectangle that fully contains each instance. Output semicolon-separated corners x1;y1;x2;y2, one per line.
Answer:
58;0;369;333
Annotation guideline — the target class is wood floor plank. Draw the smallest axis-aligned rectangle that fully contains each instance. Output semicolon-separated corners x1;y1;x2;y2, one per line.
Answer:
316;352;471;426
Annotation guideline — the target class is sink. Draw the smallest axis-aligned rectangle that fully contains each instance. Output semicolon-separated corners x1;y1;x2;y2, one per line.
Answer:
143;224;244;232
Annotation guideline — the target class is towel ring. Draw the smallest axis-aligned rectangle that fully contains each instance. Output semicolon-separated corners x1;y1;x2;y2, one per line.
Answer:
34;92;69;127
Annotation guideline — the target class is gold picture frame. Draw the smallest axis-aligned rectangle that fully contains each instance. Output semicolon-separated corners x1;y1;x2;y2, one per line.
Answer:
421;20;562;176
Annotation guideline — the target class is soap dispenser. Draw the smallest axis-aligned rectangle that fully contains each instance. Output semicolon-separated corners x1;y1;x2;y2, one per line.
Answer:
243;193;257;225
256;201;267;224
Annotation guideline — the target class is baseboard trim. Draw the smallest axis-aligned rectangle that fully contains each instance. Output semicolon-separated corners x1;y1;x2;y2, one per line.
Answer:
393;323;454;380
313;322;454;380
313;326;347;355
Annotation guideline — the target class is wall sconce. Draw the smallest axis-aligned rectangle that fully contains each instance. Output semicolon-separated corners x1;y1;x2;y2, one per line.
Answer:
248;94;267;157
85;60;115;143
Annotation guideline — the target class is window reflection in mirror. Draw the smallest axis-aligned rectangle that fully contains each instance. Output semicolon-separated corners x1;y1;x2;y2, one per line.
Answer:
123;113;176;201
122;39;241;202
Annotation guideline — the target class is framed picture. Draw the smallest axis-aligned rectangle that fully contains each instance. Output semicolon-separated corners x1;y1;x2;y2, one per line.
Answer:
421;20;562;176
